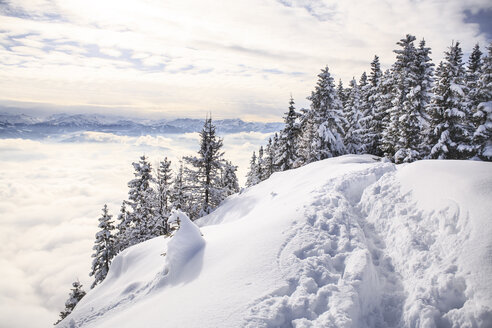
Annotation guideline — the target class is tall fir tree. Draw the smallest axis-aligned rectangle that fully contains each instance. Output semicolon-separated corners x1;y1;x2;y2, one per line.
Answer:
184;117;227;218
220;160;240;196
395;37;434;163
245;151;260;187
154;157;172;235
170;161;191;214
275;96;301;171
114;202;130;253
362;55;384;155
428;42;474;159
473;42;492;160
262;138;276;180
126;155;156;244
306;66;346;160
54;280;86;325
90;204;116;289
343;78;364;154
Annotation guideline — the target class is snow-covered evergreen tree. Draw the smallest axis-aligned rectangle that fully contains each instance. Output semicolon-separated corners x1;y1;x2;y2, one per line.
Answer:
428;42;474;159
262;138;276;180
114;202;130;253
361;55;384;155
275;96;301;171
126;155;156;244
377;69;395;156
466;43;483;116
220;160;239;196
343;78;364;154
474;42;492;160
54;280;86;325
89;204;116;289
183;117;226;218
306;66;346;160
395;37;434;163
170;161;191;214
337;79;349;109
245;151;260;187
154;157;172;235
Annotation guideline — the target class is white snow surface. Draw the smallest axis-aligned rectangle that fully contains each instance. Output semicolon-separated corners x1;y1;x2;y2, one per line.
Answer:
60;155;492;328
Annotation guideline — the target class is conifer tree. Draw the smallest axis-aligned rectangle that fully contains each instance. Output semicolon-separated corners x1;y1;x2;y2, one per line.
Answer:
343;78;364;154
466;43;483;114
395;37;434;163
337;79;349;109
474;42;492;160
154;157;172;235
220;160;240;196
362;55;384;155
125;156;156;243
377;69;395;156
114;202;130;253
275;96;301;171
245;151;260;187
170;161;191;214
263;138;276;180
306;66;346;160
184;117;226;218
54;280;86;325
90;204;116;289
257;146;265;181
428;42;474;159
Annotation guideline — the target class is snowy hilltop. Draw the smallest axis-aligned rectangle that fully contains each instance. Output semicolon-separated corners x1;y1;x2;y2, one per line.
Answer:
58;155;492;328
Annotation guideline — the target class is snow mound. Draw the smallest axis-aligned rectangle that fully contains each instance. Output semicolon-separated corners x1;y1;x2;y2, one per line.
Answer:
60;155;492;328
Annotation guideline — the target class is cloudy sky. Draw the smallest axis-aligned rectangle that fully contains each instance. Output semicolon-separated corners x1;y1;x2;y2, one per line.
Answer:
0;0;491;121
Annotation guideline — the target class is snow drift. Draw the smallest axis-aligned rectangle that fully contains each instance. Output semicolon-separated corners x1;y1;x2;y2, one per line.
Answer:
59;155;492;328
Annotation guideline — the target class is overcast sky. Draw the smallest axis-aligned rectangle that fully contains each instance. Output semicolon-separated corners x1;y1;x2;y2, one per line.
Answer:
0;0;491;121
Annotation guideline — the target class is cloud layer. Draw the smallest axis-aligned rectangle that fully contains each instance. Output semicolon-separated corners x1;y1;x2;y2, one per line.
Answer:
0;132;269;327
0;0;490;120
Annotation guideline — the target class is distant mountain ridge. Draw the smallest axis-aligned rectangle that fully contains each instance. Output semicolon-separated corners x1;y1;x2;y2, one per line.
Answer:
0;113;283;138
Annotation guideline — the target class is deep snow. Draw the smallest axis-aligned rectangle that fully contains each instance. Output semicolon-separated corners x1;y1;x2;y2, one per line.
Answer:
59;155;492;328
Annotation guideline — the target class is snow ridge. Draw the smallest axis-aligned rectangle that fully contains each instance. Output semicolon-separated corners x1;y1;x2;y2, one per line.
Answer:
244;162;401;328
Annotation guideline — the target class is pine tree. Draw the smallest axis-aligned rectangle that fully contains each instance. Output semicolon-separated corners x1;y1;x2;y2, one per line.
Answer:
306;66;346;160
257;146;265;181
378;69;395;156
337;79;349;109
154;157;172;235
395;37;434;163
362;55;384;155
413;39;435;156
343;78;364;154
263;138;276;179
114;202;130;253
54;280;86;325
89;204;116;289
170;161;191;214
245;151;260;187
220;160;239;196
275;96;301;171
428;42;474;159
466;43;483;114
474;42;492;160
126;155;156;244
183;117;226;218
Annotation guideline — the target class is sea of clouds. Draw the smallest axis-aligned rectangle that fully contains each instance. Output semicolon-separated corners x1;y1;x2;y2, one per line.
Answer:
0;131;270;328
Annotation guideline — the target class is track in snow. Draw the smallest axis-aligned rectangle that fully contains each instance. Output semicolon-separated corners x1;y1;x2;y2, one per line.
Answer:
244;163;404;328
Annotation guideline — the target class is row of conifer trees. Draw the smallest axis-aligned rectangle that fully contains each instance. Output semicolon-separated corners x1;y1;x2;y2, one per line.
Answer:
246;35;491;186
55;117;239;324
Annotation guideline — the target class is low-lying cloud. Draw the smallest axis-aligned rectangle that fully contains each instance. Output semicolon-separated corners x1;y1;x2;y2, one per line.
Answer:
0;131;270;327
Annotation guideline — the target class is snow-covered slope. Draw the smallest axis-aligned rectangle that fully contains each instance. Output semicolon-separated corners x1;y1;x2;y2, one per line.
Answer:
60;155;492;328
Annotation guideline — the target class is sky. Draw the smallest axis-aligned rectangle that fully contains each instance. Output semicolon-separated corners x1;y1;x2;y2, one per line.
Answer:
0;0;491;121
0;131;271;328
